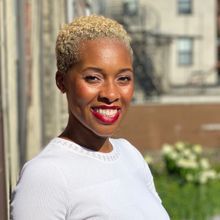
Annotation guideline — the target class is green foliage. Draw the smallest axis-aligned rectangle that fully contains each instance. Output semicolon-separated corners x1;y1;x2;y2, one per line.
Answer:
154;173;220;220
144;141;220;219
162;142;219;184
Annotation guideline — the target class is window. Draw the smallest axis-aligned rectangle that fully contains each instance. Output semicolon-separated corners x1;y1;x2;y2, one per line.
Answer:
178;0;192;14
123;0;138;16
177;38;193;66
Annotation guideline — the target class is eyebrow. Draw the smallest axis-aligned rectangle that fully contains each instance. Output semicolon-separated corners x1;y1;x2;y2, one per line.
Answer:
82;67;103;73
82;66;133;74
118;68;134;74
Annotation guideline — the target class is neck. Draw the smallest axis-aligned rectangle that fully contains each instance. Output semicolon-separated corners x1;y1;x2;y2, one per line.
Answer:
59;116;113;153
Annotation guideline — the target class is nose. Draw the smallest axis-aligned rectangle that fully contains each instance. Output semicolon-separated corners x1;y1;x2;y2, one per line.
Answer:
98;80;119;104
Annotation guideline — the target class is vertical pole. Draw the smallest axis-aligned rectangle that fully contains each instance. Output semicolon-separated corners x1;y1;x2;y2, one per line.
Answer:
0;0;8;217
16;0;27;166
0;54;7;220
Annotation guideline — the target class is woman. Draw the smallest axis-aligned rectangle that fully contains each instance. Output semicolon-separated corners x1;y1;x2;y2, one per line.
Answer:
11;15;170;220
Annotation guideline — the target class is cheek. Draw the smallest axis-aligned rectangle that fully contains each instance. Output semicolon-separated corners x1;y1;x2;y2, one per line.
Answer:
121;85;134;104
73;82;98;106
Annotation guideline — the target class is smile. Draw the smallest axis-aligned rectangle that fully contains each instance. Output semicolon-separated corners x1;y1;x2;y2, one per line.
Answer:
91;106;121;124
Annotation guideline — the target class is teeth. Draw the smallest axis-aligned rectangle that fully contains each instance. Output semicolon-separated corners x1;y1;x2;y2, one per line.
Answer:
95;109;118;117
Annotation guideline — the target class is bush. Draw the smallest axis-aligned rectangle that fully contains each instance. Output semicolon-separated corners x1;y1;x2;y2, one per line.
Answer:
162;142;219;184
144;142;220;219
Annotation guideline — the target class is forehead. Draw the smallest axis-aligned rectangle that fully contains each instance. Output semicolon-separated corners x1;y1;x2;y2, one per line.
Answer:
78;38;132;65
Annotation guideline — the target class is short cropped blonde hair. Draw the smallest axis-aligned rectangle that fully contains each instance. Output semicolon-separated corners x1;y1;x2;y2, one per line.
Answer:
56;15;132;73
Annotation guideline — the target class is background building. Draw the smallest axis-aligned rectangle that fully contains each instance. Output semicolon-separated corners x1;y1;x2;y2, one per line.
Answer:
100;0;218;100
142;0;217;86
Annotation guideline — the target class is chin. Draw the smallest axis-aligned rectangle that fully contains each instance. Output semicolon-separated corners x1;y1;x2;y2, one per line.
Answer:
88;124;120;138
92;129;116;138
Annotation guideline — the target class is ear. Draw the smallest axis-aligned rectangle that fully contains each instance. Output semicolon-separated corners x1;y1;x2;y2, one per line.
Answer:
55;71;66;93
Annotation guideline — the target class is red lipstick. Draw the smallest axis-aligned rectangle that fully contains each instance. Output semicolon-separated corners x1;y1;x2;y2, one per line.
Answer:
91;106;121;124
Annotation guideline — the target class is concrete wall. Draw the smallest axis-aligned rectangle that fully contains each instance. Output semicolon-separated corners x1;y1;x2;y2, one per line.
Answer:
115;104;220;154
0;0;19;217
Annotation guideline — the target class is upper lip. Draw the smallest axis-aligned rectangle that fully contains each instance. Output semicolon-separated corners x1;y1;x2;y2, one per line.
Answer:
91;105;121;110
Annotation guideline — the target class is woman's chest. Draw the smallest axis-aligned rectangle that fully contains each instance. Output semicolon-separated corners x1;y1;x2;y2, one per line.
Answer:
66;174;169;220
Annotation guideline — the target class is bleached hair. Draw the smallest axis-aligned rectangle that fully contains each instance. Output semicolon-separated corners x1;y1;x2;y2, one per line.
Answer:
56;15;132;73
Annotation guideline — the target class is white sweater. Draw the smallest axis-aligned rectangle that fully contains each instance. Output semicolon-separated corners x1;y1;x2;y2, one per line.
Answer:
11;138;170;220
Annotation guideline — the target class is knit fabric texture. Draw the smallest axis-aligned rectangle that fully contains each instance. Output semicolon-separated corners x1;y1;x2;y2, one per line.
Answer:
11;138;170;220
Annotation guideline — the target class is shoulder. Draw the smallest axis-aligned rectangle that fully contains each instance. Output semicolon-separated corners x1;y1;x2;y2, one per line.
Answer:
17;139;70;189
111;138;153;174
110;137;136;149
12;155;69;206
11;147;70;219
110;138;141;153
18;156;66;189
110;138;144;161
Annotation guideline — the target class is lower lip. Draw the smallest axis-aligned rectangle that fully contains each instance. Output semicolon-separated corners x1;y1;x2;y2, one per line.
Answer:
91;110;120;124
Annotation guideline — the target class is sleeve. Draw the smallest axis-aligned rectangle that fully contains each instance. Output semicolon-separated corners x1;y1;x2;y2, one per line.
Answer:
10;159;69;220
144;162;162;203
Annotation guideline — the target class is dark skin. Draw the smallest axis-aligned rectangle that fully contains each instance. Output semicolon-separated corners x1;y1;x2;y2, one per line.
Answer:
60;114;112;152
56;38;134;153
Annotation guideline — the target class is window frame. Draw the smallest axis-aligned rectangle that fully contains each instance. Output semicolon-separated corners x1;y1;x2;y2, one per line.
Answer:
177;37;194;66
123;0;138;16
177;0;192;15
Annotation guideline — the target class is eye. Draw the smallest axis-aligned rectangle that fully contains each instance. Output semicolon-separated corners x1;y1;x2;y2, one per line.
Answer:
84;75;101;83
117;75;133;85
118;76;132;82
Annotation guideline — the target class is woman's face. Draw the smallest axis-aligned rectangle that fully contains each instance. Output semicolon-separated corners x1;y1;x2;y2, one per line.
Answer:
58;38;134;137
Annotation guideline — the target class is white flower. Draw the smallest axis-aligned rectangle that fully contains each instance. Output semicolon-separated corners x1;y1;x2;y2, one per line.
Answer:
175;142;185;151
162;144;173;155
204;170;217;179
198;170;217;184
177;158;198;169
161;141;218;184
198;172;209;184
169;151;178;160
193;144;202;154
145;155;153;165
183;148;191;157
200;158;210;170
188;153;196;161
